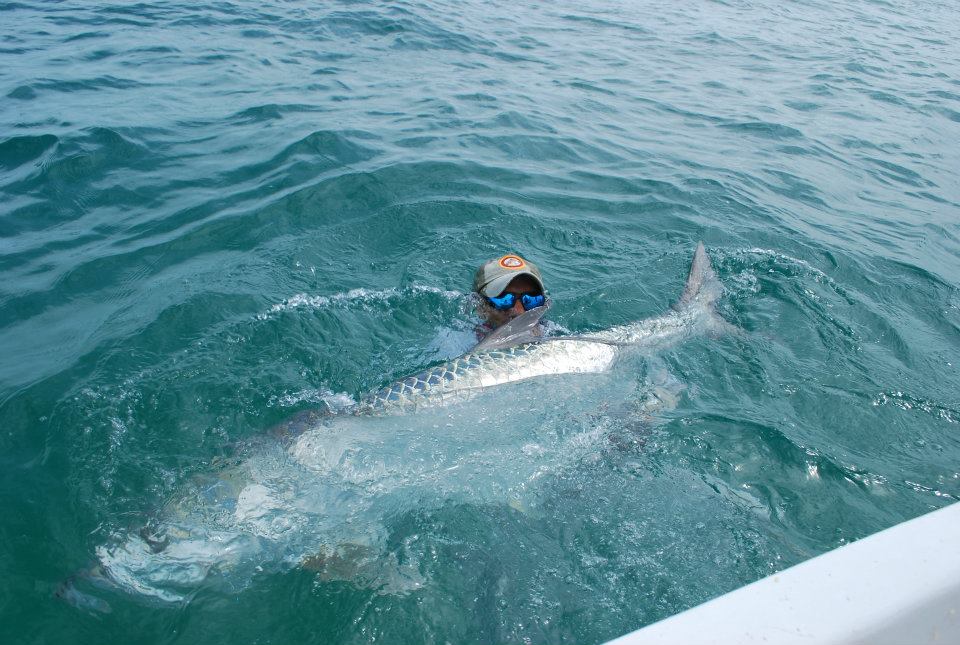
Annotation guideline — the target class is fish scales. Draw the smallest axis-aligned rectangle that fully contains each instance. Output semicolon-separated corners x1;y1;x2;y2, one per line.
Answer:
361;340;619;414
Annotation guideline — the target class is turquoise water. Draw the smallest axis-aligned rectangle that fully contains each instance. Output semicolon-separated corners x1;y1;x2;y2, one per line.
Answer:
2;0;960;642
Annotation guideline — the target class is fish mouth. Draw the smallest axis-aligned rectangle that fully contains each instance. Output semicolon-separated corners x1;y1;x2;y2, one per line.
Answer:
54;566;114;614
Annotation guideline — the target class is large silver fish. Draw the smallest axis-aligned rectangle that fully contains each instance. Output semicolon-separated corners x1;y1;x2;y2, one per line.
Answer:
62;242;729;609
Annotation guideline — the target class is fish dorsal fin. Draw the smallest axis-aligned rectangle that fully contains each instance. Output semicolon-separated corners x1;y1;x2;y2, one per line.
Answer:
472;302;550;352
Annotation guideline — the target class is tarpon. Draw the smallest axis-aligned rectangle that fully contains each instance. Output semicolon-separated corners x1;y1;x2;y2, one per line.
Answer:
61;242;729;609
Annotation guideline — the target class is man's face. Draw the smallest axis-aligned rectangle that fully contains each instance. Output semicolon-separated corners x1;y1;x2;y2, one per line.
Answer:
480;274;543;328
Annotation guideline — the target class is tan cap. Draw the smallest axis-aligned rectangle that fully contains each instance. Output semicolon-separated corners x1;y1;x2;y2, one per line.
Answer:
473;254;545;298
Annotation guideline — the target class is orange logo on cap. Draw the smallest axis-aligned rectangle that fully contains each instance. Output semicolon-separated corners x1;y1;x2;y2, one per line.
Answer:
499;255;525;269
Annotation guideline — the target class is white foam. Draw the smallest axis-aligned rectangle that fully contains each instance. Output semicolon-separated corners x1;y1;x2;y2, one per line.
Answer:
268;387;356;411
873;390;958;423
258;285;464;319
739;247;836;285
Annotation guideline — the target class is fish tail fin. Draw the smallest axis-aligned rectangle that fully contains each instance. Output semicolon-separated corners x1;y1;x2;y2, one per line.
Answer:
674;242;737;335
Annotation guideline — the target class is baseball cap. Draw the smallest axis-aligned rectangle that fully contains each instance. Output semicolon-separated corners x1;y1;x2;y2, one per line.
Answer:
473;254;545;298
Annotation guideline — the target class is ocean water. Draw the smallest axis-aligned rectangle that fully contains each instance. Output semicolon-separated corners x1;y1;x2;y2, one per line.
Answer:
2;0;959;642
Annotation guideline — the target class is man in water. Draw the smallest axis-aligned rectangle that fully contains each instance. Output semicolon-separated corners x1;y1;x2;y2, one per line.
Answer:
472;253;547;340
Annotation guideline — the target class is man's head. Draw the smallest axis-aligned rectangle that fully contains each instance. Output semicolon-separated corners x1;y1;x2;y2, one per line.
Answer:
473;254;546;328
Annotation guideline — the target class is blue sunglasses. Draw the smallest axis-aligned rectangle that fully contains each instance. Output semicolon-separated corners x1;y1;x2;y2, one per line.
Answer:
486;292;545;311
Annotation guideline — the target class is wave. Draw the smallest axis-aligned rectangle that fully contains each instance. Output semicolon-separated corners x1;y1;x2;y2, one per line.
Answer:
873;390;959;424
